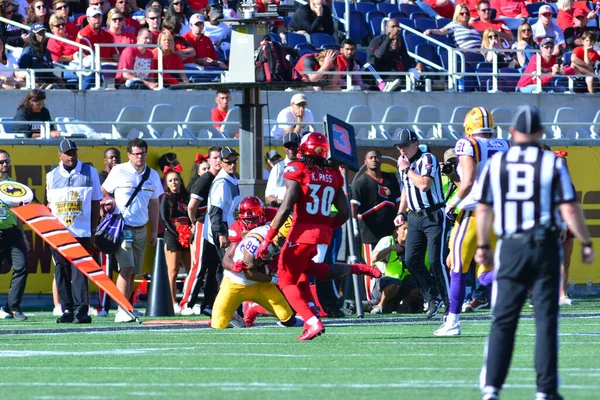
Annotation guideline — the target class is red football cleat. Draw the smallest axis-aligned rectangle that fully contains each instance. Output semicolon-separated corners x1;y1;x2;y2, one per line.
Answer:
243;302;259;327
349;263;382;279
296;321;325;341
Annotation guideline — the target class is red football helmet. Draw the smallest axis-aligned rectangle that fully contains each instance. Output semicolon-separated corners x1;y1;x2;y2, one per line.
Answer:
238;196;265;231
298;132;329;159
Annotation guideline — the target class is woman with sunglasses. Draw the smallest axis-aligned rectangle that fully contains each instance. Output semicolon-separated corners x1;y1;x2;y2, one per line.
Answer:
106;8;135;44
165;0;190;35
0;0;27;47
47;14;79;63
25;0;50;30
481;28;512;68
424;4;482;49
512;22;537;69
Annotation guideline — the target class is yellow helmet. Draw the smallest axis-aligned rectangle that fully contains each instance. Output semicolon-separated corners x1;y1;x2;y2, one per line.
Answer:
464;107;495;137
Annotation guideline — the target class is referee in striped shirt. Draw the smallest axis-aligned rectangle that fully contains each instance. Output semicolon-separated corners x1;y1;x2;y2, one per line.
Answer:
475;105;595;400
393;129;449;318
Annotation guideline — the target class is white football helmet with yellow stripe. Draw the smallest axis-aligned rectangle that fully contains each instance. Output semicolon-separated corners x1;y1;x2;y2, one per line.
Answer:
464;107;495;137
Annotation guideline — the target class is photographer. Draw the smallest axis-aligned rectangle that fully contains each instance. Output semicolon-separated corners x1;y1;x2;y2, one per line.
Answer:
440;148;459;207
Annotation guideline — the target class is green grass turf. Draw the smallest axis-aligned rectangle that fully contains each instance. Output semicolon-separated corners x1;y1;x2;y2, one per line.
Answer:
0;298;599;399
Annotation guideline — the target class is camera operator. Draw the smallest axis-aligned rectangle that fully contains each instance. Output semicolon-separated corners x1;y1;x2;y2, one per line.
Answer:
440;148;459;208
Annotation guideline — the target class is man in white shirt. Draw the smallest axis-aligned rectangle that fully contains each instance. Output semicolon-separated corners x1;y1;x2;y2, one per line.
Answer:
265;132;300;207
270;93;315;139
532;4;565;56
46;139;103;324
102;138;164;322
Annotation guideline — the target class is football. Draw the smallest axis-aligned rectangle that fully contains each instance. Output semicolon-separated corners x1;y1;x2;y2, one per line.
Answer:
101;195;116;214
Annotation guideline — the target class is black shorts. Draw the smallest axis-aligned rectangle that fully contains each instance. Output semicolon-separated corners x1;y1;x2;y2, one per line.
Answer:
164;230;187;252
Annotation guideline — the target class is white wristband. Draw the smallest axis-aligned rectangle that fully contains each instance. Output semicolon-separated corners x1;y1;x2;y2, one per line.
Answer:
270;275;278;285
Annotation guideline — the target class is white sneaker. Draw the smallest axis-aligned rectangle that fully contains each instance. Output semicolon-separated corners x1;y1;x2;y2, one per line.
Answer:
192;304;202;315
0;307;13;319
88;307;98;316
52;305;63;316
114;309;135;323
559;296;572;306
97;310;109;317
180;306;194;316
383;78;401;92
434;321;461;336
173;303;181;315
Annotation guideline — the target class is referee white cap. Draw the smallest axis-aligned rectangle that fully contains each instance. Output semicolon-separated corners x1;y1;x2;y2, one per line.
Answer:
512;105;543;135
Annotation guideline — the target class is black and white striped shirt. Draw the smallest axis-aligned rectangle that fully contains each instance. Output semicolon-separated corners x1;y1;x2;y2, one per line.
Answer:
477;145;576;237
400;150;445;213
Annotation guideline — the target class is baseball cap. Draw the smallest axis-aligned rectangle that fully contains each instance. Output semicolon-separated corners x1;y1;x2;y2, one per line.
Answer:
190;13;205;25
30;22;46;34
444;148;457;163
282;131;301;146
59;139;78;153
539;37;555;47
395;128;418;147
220;146;239;160
538;5;553;15
290;93;307;105
265;150;281;162
86;5;102;17
511;105;543;135
574;8;586;18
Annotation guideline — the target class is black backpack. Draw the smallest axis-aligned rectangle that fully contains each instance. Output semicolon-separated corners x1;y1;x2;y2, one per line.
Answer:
255;36;299;83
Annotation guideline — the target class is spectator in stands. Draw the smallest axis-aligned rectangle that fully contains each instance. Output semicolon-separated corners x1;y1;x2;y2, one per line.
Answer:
569;31;599;94
0;0;26;48
264;150;281;180
425;4;482;50
76;0;111;26
25;0;50;30
47;15;78;62
368;18;422;90
336;38;368;90
13;89;60;138
182;13;227;68
517;37;564;92
106;8;136;45
153;29;189;86
0;36;21;89
494;0;528;19
456;0;482;21
211;88;230;133
52;1;78;39
116;28;157;89
161;16;196;61
471;0;513;42
564;8;597;50
532;4;565;56
202;4;231;46
294;49;341;91
288;0;334;36
220;0;238;19
512;22;537;68
145;6;163;43
166;0;190;35
481;28;513;67
19;23;64;88
114;0;142;35
77;6;119;63
557;0;597;32
270;93;314;139
419;0;455;20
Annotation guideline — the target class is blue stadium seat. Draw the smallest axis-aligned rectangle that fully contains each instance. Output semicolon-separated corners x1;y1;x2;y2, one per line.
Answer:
410;12;430;20
498;67;520;92
369;16;385;37
476;63;493;91
400;3;422;16
356;2;377;15
310;32;334;47
397;17;414;30
320;43;340;50
348;11;369;43
355;50;367;66
295;43;318;57
366;10;385;33
269;32;281;43
377;2;399;15
413;18;437;32
436;17;452;28
286;32;309;48
388;11;409;20
333;2;355;19
526;17;539;26
563;51;572;66
415;43;441;66
404;32;426;53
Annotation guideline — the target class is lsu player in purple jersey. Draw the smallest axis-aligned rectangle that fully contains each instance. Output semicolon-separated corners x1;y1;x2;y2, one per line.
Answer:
434;107;510;336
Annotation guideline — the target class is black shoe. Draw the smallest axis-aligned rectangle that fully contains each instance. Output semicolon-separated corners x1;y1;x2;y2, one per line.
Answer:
536;393;564;400
57;310;74;323
11;310;27;321
323;307;345;318
74;315;92;324
426;299;442;319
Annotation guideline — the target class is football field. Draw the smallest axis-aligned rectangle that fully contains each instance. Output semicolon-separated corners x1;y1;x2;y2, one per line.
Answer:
1;298;599;400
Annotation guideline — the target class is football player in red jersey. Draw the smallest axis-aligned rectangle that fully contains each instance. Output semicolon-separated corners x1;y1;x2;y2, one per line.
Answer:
257;132;380;340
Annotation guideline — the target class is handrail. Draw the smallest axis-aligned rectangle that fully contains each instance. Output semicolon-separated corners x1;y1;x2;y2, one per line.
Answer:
0;16;93;90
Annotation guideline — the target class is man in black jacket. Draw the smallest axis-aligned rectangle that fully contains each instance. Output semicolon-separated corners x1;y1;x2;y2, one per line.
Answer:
288;0;334;36
367;19;422;90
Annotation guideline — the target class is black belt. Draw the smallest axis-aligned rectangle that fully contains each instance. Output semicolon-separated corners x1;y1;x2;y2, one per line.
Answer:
125;225;146;230
412;203;445;216
502;226;559;241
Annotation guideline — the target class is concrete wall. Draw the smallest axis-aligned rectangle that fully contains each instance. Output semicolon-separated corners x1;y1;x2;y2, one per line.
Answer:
1;90;597;131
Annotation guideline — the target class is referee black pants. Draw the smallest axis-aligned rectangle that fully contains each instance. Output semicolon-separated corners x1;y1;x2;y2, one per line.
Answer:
482;232;561;395
404;209;449;304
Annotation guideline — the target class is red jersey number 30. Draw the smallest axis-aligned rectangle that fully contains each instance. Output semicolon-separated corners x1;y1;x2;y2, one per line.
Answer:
306;184;335;216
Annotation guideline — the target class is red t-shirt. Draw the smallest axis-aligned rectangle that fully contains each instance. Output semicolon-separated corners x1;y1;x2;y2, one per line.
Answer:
152;49;185;86
470;19;511;34
116;46;155;83
65;21;79;40
494;0;528;18
189;0;208;11
76;24;117;60
47;37;78;62
424;0;455;19
182;31;217;63
573;46;600;65
107;29;136;45
229;208;278;243
517;54;558;87
211;107;228;130
123;17;141;36
283;161;344;245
